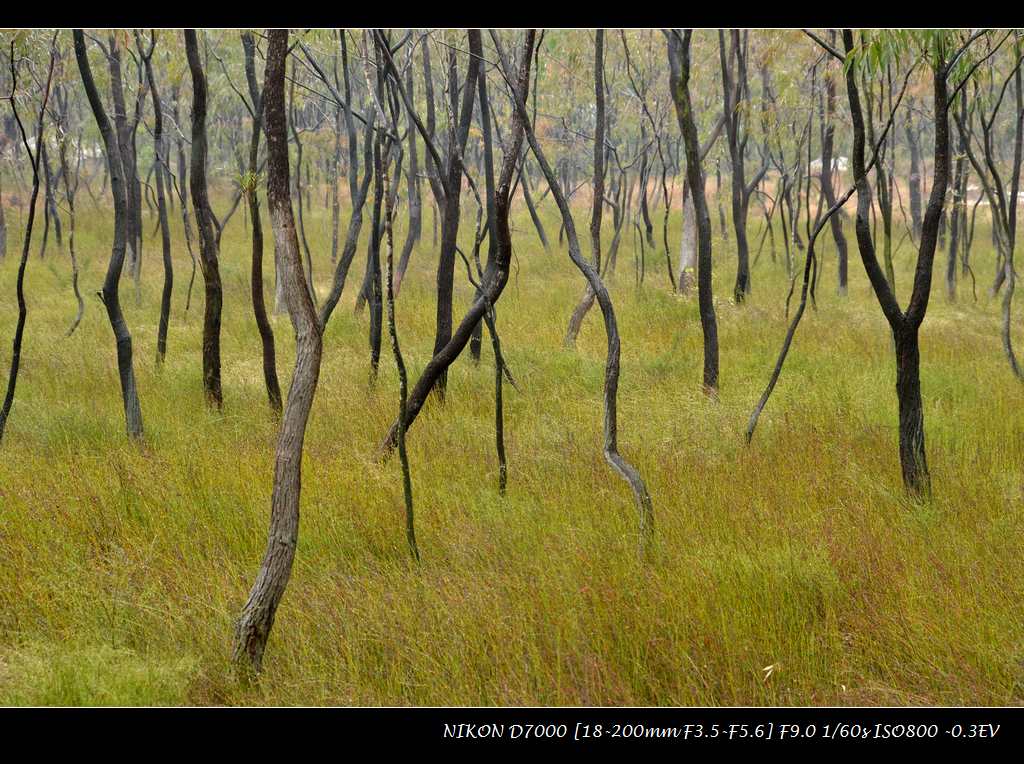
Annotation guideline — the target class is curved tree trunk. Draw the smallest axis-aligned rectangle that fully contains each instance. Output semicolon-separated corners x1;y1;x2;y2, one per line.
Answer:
233;29;324;675
565;30;605;347
74;30;144;440
499;31;653;549
0;46;55;443
378;30;533;457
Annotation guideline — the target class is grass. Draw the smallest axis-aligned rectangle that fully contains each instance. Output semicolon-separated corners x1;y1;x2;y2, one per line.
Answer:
0;180;1022;705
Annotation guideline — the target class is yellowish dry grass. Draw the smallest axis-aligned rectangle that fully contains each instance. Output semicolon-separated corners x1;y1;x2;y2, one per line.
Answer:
0;185;1021;705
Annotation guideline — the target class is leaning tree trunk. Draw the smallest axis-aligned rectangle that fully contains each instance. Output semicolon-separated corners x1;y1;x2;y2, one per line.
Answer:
498;30;653;550
74;30;143;440
565;30;605;347
0;46;55;444
377;29;533;456
233;29;324;675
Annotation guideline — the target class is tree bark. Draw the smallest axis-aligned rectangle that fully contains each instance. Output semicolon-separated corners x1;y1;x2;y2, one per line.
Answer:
185;30;224;408
668;30;720;394
233;29;324;674
74;30;144;440
139;33;173;365
0;44;55;444
565;30;605;347
242;31;282;413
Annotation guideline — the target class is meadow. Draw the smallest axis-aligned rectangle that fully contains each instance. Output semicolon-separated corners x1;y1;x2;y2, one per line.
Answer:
0;184;1021;705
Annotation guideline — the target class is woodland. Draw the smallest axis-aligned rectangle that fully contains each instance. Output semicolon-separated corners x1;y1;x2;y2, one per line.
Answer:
0;28;1021;705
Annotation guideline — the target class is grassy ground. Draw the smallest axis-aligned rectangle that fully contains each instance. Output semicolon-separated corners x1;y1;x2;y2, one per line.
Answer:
0;182;1021;706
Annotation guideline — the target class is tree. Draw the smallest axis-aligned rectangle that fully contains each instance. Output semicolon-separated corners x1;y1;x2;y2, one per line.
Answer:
720;30;767;303
377;29;534;456
564;29;605;347
494;29;653;549
0;34;56;444
818;31;850;295
138;31;173;365
74;29;144;440
234;28;325;674
667;29;720;395
241;31;282;412
840;29;967;495
184;29;224;408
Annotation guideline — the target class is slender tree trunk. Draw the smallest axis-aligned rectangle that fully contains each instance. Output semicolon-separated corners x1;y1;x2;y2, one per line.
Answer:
141;37;174;364
74;30;144;440
820;46;849;295
565;30;605;347
669;30;720;394
430;31;482;401
720;31;751;302
55;115;84;336
185;29;224;408
0;171;7;262
242;31;282;412
906;108;923;240
233;29;324;675
394;61;422;297
0;47;55;443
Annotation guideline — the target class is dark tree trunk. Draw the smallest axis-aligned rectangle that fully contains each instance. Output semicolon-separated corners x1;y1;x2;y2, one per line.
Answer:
140;33;174;364
74;30;144;440
720;30;752;302
0;46;55;443
185;29;224;408
430;31;482;401
242;31;282;413
894;324;929;494
519;159;550;251
668;30;720;394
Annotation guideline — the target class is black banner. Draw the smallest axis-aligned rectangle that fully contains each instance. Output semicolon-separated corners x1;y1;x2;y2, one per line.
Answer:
4;706;1022;751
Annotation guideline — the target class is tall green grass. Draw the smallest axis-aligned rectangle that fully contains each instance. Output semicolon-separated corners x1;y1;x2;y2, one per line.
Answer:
0;183;1021;705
